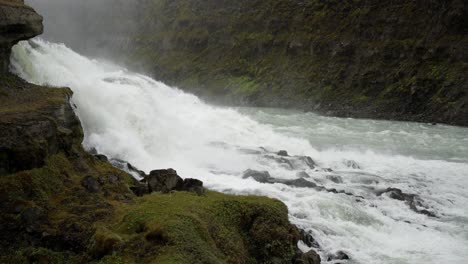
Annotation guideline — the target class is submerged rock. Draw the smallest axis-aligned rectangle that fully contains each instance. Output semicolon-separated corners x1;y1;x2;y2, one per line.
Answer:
326;175;344;184
343;159;361;169
242;169;272;183
378;187;437;217
327;251;350;262
297;171;311;178
299;156;317;169
282;178;318;188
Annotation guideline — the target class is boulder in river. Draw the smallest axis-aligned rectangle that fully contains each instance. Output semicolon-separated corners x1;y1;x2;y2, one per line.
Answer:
282;178;317;188
297;171;311;178
300;229;320;248
326;175;344;184
299;156;317;169
327;250;350;262
277;150;289;156
242;169;273;183
377;187;437;217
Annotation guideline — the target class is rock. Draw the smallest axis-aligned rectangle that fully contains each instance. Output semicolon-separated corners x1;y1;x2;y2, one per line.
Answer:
127;162;146;178
242;169;272;183
81;176;101;193
0;85;81;176
94;154;108;162
326;175;343;184
300;229;320;248
264;155;294;169
297;171;311;178
147;169;183;193
283;178;317;188
344;159;361;169
327;251;350;261
300;249;321;264
130;179;149;196
378;187;437;217
299;156;317;169
0;1;43;72
277;150;289;156
181;178;204;195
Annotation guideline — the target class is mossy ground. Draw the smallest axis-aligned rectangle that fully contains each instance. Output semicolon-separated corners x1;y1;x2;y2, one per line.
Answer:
0;74;299;263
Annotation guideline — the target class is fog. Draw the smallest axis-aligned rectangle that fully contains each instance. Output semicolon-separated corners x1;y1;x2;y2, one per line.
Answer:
25;0;141;58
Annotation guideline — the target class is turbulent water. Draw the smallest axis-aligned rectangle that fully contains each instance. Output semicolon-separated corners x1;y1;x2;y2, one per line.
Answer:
11;39;468;264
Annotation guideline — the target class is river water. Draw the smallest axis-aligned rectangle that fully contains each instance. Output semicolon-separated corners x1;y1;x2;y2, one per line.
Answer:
11;39;468;264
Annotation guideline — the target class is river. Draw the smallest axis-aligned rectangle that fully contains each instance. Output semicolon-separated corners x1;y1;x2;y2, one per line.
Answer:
11;39;468;264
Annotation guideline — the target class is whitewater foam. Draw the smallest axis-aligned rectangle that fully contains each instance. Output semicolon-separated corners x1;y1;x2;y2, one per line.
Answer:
11;39;468;264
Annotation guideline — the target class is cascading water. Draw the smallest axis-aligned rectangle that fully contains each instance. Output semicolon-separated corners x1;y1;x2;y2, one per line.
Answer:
10;39;468;264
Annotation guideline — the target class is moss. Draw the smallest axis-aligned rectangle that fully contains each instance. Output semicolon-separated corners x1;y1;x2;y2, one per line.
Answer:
123;0;467;125
90;191;298;264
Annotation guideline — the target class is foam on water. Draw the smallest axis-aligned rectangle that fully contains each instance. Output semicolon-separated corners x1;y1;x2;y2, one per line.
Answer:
11;39;468;264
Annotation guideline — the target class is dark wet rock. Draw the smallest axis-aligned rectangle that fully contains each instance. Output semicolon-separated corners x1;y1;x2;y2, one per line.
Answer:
378;188;437;217
238;148;263;155
277;150;289;156
344;159;361;169
326;175;343;184
127;162;146;178
242;169;272;183
299;249;321;264
94;154;108;162
147;169;183;193
297;171;311;178
265;155;294;169
181;178;205;195
0;1;43;73
282;178;317;188
299;156;316;169
327;251;350;261
81;176;101;193
88;147;98;155
300;229;320;248
130;179;149;197
0;87;81;176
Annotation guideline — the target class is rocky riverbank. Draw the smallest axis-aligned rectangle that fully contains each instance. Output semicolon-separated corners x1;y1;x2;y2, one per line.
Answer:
0;2;318;263
124;0;467;126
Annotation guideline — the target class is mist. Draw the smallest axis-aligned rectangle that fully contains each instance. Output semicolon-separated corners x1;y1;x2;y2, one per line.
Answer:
25;0;141;59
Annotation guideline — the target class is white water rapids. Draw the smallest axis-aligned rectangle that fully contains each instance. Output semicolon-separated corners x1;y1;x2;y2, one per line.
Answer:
10;39;468;264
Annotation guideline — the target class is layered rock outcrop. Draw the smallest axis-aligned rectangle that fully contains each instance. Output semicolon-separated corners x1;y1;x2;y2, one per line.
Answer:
126;0;467;126
0;0;43;72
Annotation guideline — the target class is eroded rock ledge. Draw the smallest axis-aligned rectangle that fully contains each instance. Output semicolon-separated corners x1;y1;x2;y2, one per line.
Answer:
0;0;43;72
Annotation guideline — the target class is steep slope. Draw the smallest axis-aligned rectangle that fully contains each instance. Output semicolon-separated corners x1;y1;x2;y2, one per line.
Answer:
129;0;467;126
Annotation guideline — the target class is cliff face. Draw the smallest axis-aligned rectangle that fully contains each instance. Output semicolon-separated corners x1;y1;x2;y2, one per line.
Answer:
0;0;43;72
129;0;467;126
